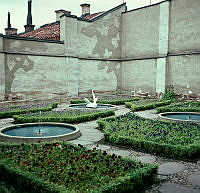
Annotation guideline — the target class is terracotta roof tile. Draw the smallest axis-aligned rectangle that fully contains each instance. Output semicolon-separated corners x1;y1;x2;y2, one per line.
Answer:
18;12;103;41
19;22;60;40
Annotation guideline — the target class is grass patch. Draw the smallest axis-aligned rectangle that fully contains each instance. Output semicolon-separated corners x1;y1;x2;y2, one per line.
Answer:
0;142;157;193
98;113;200;160
13;109;115;124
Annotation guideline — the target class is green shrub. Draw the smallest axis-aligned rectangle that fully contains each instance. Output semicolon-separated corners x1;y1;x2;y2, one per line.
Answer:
162;85;177;101
97;114;200;160
125;100;172;112
0;103;58;119
0;142;157;193
70;98;139;105
13;110;115;124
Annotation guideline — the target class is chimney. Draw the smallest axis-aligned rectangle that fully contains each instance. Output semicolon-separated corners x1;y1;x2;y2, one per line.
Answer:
24;0;35;32
80;3;90;17
55;9;71;21
5;12;18;35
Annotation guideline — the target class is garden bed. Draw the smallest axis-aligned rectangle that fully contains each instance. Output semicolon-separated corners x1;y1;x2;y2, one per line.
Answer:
13;109;115;124
125;100;172;112
0;142;157;193
70;98;139;105
98;113;200;160
0;103;58;119
157;101;200;113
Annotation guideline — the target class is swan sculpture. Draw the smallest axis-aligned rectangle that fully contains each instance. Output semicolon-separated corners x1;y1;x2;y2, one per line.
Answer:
83;89;98;108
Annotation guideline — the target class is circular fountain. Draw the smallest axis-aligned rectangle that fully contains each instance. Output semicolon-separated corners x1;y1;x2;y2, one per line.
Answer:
159;112;200;122
69;103;117;110
0;122;81;143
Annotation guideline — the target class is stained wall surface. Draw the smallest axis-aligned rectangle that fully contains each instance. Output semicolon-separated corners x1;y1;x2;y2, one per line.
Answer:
122;4;160;58
169;0;200;53
122;59;157;93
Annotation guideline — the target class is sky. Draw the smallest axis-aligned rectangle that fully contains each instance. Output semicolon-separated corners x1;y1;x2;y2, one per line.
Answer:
0;0;163;34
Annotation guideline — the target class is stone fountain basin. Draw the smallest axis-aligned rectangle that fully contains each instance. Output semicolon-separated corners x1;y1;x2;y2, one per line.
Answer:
158;112;200;122
68;103;117;110
0;122;81;143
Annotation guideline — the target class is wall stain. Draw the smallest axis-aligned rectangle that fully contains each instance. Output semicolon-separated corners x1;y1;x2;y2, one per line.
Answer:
5;40;48;94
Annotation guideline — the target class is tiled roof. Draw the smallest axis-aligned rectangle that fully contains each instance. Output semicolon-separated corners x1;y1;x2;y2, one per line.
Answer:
84;12;104;20
18;12;103;41
19;22;60;40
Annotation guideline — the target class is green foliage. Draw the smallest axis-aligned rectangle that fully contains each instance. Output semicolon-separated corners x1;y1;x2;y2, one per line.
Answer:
0;103;58;119
97;114;200;160
125;100;172;112
157;101;200;113
162;86;177;101
0;142;157;193
70;98;139;105
13;110;115;124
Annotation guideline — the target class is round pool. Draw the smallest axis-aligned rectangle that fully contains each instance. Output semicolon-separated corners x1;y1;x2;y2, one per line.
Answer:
0;122;81;143
68;103;117;110
159;112;200;122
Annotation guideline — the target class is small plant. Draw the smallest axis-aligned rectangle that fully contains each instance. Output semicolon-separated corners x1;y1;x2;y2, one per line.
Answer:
162;85;177;101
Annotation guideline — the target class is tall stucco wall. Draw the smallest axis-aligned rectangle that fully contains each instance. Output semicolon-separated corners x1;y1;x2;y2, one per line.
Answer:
169;0;200;53
78;60;121;92
78;5;126;59
121;4;160;58
122;59;157;93
167;55;200;94
4;38;65;55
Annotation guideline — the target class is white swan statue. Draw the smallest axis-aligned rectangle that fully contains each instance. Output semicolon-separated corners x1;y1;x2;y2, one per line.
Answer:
83;89;98;108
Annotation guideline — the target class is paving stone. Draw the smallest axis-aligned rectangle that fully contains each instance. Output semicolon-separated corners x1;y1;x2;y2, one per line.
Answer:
70;140;95;146
107;149;131;157
88;144;111;151
159;182;200;193
136;155;156;164
188;171;200;186
0;118;15;124
158;162;185;175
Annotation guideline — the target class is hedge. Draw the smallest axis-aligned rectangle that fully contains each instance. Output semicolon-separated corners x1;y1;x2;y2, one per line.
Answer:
97;116;200;160
13;110;115;124
0;103;58;119
157;102;200;113
70;98;139;105
0;142;157;193
0;160;66;193
125;100;172;112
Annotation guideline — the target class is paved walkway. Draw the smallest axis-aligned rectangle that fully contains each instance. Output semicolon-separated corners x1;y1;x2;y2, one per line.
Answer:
0;105;200;193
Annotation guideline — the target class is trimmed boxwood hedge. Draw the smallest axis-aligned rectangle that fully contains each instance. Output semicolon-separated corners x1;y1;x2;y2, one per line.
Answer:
13;110;115;124
70;98;139;105
0;142;157;193
0;103;58;119
157;102;200;113
97;114;200;160
125;100;172;112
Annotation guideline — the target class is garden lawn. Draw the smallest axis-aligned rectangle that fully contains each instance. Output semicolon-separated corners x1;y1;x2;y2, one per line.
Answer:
0;142;157;193
98;113;200;160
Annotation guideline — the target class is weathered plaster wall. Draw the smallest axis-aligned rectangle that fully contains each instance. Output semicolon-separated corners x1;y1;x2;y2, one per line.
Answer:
122;4;160;58
167;55;200;94
7;54;67;95
4;38;65;55
122;59;157;93
79;60;121;92
78;6;126;59
0;36;5;99
169;0;200;53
